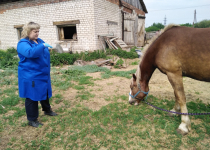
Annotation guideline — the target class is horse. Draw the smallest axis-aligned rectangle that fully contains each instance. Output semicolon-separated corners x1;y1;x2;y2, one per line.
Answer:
129;24;210;135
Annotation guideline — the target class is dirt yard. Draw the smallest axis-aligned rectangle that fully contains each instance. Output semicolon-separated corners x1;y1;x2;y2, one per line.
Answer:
59;61;210;111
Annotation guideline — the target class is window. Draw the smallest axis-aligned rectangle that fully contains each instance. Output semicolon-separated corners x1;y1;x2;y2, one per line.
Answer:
17;28;23;40
14;24;24;40
53;20;80;41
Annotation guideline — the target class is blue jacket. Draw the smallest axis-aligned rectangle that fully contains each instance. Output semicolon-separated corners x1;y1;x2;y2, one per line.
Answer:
17;38;52;101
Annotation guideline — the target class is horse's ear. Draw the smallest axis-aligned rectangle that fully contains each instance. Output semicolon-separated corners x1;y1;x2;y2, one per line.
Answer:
132;74;137;81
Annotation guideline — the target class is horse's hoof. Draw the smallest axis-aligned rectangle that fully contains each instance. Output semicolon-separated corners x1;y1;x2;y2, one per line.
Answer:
176;128;188;135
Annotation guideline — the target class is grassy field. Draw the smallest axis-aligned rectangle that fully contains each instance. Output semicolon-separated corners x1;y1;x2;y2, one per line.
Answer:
0;65;210;150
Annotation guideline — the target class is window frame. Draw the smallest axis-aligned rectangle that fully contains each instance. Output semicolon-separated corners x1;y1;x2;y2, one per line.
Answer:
14;24;24;40
53;20;80;41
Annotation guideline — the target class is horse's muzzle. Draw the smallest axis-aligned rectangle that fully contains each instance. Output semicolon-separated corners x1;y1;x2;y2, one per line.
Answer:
129;100;135;105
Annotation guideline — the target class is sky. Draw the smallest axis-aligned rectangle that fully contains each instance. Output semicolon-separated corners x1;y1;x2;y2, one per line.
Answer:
144;0;210;27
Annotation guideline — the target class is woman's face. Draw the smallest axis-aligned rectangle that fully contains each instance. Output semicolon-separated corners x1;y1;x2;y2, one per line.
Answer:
28;29;39;40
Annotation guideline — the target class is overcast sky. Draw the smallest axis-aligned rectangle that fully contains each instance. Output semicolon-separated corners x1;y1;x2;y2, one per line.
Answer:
144;0;210;27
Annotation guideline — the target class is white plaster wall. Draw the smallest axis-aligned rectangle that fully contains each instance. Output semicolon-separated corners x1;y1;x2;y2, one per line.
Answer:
0;0;96;52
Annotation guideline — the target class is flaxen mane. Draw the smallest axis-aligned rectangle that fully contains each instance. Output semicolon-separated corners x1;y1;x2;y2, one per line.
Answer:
132;24;179;82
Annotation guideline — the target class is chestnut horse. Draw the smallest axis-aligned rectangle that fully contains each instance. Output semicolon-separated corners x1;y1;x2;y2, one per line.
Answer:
129;24;210;135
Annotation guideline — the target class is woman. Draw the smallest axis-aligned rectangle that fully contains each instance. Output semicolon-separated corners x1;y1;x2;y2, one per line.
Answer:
17;22;57;128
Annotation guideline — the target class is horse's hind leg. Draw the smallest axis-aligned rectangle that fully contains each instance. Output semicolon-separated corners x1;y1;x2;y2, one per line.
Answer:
167;72;191;135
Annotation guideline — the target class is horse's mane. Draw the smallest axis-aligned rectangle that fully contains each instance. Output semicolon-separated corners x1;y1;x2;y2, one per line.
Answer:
142;24;179;58
132;24;179;82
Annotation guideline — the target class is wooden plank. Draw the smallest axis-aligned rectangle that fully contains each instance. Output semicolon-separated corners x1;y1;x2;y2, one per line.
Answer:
59;27;64;40
53;20;80;26
110;40;118;49
114;39;128;48
105;38;114;49
107;20;118;25
14;24;24;28
110;37;118;42
113;41;121;49
107;38;115;49
134;16;138;47
98;36;106;51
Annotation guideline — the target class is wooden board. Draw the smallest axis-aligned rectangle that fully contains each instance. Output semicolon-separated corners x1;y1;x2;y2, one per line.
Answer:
105;38;114;49
53;20;80;26
114;39;128;48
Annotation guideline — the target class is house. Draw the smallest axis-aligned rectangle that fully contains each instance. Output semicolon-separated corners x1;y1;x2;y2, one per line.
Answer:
0;0;148;52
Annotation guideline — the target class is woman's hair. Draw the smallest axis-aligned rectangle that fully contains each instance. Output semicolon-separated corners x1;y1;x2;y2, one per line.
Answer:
21;22;40;39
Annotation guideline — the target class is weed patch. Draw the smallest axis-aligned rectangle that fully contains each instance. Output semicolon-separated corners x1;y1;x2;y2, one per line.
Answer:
102;69;136;79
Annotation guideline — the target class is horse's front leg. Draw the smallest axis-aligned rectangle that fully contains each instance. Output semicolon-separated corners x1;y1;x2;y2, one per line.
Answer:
167;72;191;135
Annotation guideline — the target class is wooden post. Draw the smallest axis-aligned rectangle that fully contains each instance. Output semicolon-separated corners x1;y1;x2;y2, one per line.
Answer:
134;16;138;47
121;11;124;41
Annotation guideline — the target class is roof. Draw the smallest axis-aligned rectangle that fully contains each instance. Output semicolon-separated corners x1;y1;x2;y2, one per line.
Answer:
0;0;148;13
139;0;148;13
0;0;21;4
121;0;148;13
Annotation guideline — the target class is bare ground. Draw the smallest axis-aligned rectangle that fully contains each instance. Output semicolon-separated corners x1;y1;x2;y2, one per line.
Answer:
59;63;210;111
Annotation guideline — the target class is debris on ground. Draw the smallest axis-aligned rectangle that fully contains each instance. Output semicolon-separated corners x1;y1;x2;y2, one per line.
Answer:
73;56;129;69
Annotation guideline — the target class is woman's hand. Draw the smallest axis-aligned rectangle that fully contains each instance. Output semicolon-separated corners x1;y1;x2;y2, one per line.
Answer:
43;43;52;48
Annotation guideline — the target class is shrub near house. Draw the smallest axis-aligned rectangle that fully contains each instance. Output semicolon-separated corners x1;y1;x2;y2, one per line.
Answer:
0;48;138;68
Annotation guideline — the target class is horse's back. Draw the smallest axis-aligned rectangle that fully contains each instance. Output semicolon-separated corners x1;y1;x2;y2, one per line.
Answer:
155;26;210;81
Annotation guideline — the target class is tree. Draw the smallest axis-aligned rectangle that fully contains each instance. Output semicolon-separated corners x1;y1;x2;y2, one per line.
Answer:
180;23;193;27
145;23;164;32
194;20;210;28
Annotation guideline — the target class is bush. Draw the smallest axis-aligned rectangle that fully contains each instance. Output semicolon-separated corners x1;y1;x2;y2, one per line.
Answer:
146;23;165;32
1;47;138;68
0;48;19;69
50;49;138;66
50;52;78;66
194;20;210;28
106;49;138;59
180;23;193;27
78;50;107;61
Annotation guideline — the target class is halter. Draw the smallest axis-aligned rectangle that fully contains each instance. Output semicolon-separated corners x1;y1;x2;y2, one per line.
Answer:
129;83;150;101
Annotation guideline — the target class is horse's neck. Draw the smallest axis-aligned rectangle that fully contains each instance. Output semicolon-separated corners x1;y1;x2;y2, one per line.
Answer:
139;49;156;91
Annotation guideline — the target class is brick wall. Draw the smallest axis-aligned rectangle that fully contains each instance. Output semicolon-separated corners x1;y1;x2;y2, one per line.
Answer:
0;0;119;51
0;0;72;14
0;0;145;51
0;0;121;14
93;0;122;50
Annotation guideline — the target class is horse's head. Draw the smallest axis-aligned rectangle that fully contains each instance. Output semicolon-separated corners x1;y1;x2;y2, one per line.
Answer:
129;74;149;105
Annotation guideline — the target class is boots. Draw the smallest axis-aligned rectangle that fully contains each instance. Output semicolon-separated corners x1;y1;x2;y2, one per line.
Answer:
28;119;43;128
44;109;58;116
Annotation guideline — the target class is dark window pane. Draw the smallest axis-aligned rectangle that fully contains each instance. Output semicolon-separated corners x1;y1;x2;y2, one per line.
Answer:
63;26;77;39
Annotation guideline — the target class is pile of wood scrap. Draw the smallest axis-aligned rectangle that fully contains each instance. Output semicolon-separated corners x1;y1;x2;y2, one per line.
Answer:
99;35;130;52
73;56;128;69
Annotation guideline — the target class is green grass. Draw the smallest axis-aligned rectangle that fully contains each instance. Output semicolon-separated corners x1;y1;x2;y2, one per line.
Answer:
130;61;139;65
7;98;207;149
0;65;210;150
69;65;109;73
76;90;95;101
101;69;136;79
